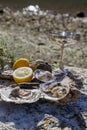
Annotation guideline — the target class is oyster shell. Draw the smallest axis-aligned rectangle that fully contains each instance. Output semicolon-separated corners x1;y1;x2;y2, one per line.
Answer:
0;69;13;80
40;78;70;102
36;114;59;129
30;59;52;72
34;69;55;83
0;86;41;104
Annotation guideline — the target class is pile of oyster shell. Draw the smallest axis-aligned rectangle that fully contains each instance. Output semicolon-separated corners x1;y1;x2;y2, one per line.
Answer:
0;59;81;105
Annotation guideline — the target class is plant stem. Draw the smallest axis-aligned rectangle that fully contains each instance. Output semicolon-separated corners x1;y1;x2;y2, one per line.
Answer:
59;42;64;70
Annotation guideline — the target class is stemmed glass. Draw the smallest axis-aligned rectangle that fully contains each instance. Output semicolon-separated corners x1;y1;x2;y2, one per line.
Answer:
49;31;80;75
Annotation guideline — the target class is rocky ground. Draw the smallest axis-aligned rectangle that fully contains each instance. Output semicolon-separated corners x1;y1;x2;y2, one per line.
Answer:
0;6;87;130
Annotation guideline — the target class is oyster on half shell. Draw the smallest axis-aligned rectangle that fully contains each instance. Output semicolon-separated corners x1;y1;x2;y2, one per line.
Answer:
0;86;41;104
40;79;70;102
34;69;55;83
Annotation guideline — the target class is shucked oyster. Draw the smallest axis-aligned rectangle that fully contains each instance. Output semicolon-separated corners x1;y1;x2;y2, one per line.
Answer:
0;86;41;104
34;69;55;83
40;79;70;102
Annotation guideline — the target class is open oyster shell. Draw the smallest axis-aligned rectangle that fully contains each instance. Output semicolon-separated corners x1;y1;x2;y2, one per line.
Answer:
40;77;70;102
34;69;55;83
0;86;41;104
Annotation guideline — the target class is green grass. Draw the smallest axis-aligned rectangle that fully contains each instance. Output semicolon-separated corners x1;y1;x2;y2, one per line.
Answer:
0;38;14;69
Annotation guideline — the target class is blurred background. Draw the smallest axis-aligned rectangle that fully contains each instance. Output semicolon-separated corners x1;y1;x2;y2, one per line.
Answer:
0;0;87;68
0;0;87;15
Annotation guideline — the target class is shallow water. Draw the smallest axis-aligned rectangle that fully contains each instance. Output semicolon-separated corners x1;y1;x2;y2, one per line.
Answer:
0;0;87;15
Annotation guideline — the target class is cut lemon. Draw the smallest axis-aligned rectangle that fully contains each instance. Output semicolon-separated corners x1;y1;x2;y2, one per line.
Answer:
13;67;33;83
13;58;30;69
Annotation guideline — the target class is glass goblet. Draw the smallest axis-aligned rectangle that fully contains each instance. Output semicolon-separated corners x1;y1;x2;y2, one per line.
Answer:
49;31;80;75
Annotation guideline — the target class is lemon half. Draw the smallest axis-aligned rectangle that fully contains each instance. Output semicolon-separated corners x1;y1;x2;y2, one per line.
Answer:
13;67;33;83
13;58;30;69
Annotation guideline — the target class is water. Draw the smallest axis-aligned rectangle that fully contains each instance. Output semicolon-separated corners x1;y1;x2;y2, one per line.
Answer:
0;0;87;14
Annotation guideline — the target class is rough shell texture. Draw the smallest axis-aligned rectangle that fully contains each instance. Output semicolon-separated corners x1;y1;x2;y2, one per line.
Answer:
58;85;80;105
0;69;13;80
35;114;60;130
30;59;52;72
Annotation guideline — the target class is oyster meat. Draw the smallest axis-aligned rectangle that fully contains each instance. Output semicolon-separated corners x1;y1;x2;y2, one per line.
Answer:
35;69;55;82
40;79;70;101
0;86;41;104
